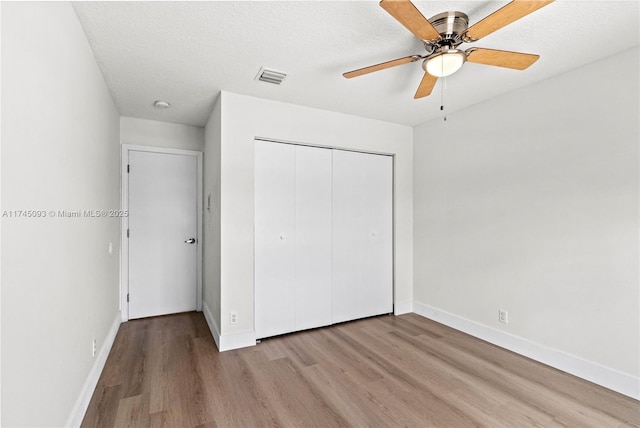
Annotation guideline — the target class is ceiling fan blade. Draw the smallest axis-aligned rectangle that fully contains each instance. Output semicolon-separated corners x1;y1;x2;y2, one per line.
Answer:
414;72;438;99
380;0;440;41
466;48;539;70
466;0;554;40
343;56;419;79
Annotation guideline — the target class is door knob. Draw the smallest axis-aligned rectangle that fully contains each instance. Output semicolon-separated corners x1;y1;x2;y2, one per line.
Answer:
185;238;196;244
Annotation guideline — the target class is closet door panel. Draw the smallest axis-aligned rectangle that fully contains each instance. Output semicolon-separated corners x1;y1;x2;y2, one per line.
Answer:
332;150;393;323
295;145;332;330
255;141;296;338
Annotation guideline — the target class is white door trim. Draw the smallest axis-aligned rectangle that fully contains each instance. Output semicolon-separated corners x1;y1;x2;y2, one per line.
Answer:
121;144;203;322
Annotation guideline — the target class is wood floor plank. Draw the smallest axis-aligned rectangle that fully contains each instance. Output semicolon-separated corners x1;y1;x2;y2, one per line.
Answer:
337;321;512;427
149;409;184;428
82;311;640;428
81;384;122;428
121;322;151;398
413;332;635;427
363;327;558;426
329;325;483;427
172;334;214;426
374;313;444;338
299;329;385;385
147;322;169;414
381;329;611;427
113;394;149;428
301;363;398;427
440;329;640;426
240;350;350;427
200;345;282;426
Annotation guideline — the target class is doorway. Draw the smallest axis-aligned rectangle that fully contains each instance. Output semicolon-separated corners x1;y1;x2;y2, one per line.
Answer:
121;145;203;320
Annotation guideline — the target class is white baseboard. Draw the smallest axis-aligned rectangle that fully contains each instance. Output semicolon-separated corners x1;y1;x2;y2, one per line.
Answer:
66;312;121;427
202;301;256;352
413;301;639;400
394;300;413;315
202;301;221;350
218;329;257;351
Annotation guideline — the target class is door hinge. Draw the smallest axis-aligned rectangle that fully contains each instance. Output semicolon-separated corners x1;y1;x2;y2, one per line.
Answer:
127;229;130;238
127;164;130;173
127;293;129;302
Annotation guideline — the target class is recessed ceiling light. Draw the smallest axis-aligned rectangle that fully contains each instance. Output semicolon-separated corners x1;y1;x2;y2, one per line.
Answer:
153;100;171;109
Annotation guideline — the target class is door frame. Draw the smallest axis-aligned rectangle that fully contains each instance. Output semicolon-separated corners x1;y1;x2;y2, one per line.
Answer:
120;144;203;322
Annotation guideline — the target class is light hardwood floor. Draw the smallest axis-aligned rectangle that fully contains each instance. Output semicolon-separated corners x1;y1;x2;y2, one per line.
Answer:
82;312;639;427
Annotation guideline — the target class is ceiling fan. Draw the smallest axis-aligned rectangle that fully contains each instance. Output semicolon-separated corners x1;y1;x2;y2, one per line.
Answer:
344;0;554;99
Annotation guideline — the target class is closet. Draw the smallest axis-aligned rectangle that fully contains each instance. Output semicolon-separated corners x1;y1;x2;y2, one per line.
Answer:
254;140;392;339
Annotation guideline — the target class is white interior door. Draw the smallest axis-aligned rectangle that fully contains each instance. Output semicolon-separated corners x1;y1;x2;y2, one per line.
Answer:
295;145;332;331
128;150;198;319
332;150;393;323
255;141;296;338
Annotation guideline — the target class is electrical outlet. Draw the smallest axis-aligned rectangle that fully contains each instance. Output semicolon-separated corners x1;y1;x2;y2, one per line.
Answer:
92;339;97;357
498;309;508;324
230;311;238;324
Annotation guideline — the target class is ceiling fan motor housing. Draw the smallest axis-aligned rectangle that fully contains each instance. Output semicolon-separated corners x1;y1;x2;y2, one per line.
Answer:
428;11;469;47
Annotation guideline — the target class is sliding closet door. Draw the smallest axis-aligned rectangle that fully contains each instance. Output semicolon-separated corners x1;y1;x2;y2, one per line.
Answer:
295;145;332;330
256;141;392;338
332;150;393;323
255;141;296;338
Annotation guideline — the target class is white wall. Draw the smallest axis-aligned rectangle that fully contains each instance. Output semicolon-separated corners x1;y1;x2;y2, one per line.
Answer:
1;3;121;426
203;95;222;343
120;116;204;151
208;92;413;349
0;4;4;424
413;48;639;396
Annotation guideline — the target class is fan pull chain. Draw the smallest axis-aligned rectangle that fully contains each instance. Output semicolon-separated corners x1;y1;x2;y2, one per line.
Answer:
440;76;447;121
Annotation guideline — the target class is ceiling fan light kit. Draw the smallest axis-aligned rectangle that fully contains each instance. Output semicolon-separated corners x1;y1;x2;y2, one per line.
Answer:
424;50;466;77
344;0;554;99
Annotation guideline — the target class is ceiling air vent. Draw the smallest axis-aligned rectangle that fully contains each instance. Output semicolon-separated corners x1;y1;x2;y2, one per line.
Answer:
255;67;287;85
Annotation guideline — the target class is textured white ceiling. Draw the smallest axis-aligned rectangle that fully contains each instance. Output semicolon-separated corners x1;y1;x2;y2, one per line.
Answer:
72;1;639;127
